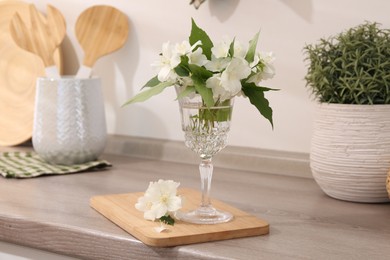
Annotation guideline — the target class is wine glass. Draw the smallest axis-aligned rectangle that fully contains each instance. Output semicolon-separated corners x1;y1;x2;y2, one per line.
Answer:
177;88;234;224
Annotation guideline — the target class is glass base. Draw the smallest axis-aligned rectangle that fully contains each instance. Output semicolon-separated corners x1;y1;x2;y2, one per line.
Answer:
177;206;233;224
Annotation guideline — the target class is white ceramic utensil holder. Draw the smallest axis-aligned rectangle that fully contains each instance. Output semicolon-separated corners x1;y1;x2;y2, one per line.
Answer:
32;77;107;165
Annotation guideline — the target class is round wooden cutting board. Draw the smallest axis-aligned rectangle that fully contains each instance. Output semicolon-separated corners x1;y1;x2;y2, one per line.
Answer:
0;0;63;146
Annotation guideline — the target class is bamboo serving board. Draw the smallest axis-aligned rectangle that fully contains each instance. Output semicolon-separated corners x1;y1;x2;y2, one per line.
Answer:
90;188;269;247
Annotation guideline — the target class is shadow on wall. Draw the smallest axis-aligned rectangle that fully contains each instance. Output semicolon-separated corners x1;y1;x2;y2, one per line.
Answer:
209;0;240;22
90;17;141;136
279;0;313;22
115;17;138;102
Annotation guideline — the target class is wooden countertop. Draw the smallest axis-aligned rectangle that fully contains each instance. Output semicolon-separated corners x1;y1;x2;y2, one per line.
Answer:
0;140;390;259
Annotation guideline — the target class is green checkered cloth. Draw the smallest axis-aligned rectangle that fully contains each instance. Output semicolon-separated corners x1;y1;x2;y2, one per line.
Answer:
0;151;111;178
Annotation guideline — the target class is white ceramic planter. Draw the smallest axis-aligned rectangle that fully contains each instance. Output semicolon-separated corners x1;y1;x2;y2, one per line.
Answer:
310;103;390;203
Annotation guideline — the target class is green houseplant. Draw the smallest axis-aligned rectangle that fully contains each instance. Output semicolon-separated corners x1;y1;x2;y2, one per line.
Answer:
304;22;390;104
304;22;390;203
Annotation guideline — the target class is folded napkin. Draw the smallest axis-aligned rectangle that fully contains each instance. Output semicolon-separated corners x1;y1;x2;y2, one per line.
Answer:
0;151;111;178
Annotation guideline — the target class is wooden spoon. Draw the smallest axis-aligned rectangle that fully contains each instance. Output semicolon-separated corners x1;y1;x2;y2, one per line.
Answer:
9;4;66;77
75;5;129;78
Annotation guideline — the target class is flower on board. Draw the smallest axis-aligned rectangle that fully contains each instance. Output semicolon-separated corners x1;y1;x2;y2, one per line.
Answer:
135;179;182;225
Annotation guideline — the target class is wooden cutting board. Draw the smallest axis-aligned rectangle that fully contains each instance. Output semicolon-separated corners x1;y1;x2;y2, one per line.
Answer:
0;0;63;146
90;188;269;247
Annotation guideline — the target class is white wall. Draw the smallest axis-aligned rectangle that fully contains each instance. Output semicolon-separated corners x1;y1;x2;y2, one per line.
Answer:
32;0;390;153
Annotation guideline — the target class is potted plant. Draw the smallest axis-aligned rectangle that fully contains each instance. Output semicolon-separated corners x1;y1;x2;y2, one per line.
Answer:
304;22;390;203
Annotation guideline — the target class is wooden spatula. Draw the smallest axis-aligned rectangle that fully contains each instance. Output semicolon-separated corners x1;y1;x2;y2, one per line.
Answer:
9;4;66;78
75;5;129;78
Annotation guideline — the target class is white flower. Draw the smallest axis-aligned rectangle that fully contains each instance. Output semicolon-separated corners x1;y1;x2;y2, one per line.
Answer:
224;57;251;81
206;74;226;101
211;40;230;58
220;58;251;99
175;40;202;55
205;57;231;72
261;52;276;80
233;41;247;59
175;41;192;55
206;58;251;101
188;47;207;66
248;52;276;85
206;74;234;102
135;179;182;221
175;40;206;66
151;42;181;82
261;51;275;64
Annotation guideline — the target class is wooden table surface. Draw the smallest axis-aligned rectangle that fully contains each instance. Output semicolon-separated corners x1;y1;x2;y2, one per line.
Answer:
0;144;390;259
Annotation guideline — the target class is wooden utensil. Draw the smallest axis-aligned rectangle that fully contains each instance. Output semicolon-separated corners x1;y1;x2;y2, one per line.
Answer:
75;5;129;78
0;1;63;147
9;4;66;78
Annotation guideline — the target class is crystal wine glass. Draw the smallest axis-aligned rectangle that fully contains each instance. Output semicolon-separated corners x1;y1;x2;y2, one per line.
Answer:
177;88;234;224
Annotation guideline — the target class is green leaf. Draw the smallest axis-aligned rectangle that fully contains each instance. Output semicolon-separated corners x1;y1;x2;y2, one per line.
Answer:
188;63;214;107
176;85;196;100
189;18;214;60
188;64;213;79
229;38;235;57
245;31;260;64
175;55;191;77
216;100;233;121
242;83;274;128
143;76;161;88
193;78;214;107
122;81;173;107
255;86;279;92
175;66;190;77
160;215;175;226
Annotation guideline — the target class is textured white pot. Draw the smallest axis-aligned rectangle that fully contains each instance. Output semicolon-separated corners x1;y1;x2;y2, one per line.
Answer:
310;103;390;203
32;77;107;165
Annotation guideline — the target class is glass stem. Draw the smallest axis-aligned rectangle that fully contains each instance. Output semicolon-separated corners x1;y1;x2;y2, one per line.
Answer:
199;158;213;208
